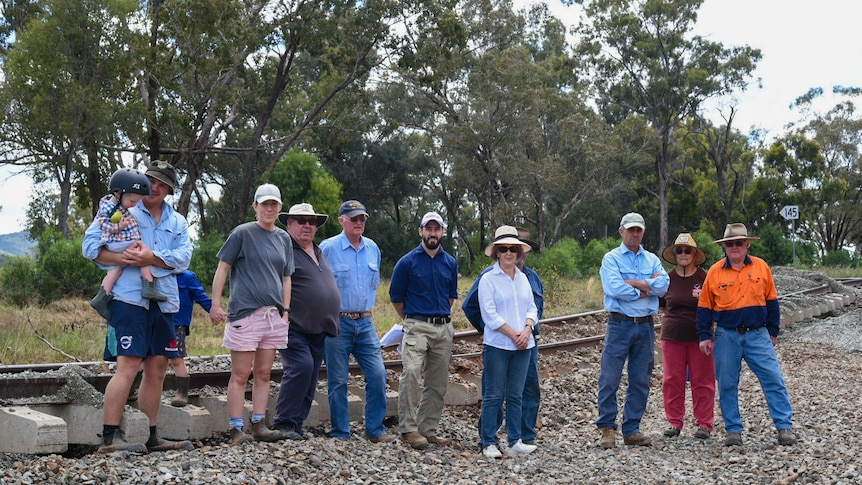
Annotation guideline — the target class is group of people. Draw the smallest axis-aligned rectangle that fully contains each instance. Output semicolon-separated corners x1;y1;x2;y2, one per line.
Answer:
597;212;796;449
83;163;796;455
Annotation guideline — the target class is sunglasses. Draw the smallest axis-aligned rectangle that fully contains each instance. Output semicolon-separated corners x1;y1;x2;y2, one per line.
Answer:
674;247;693;255
290;217;317;226
350;215;367;222
724;240;746;248
497;246;522;254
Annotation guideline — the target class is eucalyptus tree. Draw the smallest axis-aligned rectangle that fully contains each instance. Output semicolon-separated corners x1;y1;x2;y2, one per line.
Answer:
571;0;761;249
0;0;140;238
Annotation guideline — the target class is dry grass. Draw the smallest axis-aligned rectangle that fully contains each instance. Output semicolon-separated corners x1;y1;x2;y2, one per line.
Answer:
0;276;603;366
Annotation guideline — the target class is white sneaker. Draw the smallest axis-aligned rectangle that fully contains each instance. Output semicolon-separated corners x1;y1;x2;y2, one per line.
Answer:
508;439;537;456
482;444;502;458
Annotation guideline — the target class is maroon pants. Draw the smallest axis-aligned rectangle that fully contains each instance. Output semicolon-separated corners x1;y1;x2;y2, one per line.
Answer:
661;340;716;431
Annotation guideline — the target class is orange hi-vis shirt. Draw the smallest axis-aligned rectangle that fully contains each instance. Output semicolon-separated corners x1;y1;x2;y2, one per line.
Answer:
695;255;781;341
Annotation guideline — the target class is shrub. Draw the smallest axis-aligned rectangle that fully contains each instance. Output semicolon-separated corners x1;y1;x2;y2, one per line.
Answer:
0;256;38;307
37;235;103;301
532;237;582;278
189;231;225;288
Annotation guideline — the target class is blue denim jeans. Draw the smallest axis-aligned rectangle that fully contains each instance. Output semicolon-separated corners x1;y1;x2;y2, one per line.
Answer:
479;344;540;444
479;345;531;447
274;329;326;434
596;316;655;437
713;326;793;434
324;316;389;438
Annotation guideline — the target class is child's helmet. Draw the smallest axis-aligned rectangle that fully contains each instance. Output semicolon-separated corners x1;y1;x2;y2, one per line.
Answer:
109;168;151;195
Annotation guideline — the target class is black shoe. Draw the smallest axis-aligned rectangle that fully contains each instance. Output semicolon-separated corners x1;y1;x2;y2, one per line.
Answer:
777;429;797;446
663;426;681;437
90;286;113;320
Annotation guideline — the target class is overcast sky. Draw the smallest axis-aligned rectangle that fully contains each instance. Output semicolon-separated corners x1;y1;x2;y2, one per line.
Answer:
1;0;860;235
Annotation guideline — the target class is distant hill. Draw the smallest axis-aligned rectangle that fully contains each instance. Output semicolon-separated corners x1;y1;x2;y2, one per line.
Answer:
0;231;36;262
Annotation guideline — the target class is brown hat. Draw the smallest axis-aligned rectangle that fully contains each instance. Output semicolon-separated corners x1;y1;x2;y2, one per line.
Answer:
515;226;539;251
145;161;177;194
662;233;706;266
713;223;759;244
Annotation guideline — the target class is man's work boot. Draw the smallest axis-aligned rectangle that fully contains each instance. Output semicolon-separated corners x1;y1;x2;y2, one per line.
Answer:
140;277;168;302
97;430;147;454
252;421;284;442
90;286;113;320
600;427;616;449
171;376;190;407
230;428;251;446
401;431;429;449
623;432;652;446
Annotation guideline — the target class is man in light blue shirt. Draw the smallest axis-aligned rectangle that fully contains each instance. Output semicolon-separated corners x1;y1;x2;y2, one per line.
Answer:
596;212;669;449
319;200;395;444
82;161;193;454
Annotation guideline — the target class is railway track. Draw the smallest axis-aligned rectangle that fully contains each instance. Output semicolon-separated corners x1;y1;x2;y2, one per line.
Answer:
1;280;856;403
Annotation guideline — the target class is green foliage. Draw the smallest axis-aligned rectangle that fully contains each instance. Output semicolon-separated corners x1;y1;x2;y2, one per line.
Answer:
749;224;794;266
580;238;620;277
0;257;39;307
36;234;103;301
822;249;852;267
531;237;583;278
188;232;225;290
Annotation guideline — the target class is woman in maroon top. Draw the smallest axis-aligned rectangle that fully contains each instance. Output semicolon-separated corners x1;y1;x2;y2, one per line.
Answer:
659;233;715;439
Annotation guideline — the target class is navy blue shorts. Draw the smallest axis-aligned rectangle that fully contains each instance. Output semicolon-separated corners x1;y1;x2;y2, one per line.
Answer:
104;301;180;361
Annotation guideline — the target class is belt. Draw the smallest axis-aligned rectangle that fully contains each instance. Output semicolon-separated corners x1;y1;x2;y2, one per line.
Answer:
340;311;372;320
609;312;654;324
406;314;451;325
734;325;764;334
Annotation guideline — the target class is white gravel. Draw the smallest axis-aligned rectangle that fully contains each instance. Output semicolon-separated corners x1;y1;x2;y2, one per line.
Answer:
2;267;861;484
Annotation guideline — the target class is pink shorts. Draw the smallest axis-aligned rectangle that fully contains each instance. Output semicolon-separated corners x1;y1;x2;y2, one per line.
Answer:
222;306;289;352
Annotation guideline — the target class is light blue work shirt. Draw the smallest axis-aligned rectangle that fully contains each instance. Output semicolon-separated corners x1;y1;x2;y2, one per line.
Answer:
600;242;669;317
319;231;380;313
83;199;191;313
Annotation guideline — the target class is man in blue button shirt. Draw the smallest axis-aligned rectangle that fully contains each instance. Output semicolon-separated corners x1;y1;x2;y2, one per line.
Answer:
596;212;669;449
320;200;395;444
82;161;194;454
390;211;459;449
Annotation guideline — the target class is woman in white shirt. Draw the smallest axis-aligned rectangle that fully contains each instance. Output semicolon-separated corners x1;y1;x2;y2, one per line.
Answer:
477;225;538;459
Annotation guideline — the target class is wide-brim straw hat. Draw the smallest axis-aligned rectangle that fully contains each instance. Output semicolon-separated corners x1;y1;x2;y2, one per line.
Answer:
662;232;706;266
484;225;533;257
713;223;760;244
277;203;329;227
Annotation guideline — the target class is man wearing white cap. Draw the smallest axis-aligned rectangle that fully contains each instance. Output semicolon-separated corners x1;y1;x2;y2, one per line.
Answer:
696;223;796;447
596;212;669;449
390;211;459;449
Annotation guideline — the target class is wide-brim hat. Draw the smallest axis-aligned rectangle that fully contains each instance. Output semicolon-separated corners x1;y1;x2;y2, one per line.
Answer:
484;225;533;257
515;226;539;251
662;232;706;266
713;223;759;244
145;161;177;194
278;203;329;227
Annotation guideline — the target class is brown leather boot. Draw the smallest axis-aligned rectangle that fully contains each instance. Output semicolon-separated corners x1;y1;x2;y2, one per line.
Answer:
171;376;189;407
230;428;251;446
600;427;616;449
401;431;429;449
252;421;284;442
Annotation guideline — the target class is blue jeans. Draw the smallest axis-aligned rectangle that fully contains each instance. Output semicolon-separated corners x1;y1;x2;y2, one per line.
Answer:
479;344;540;444
596;317;654;437
324;316;388;438
274;329;326;434
479;345;530;447
713;326;793;434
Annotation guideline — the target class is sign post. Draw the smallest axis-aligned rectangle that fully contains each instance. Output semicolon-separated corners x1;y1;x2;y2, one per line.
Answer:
780;205;799;266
